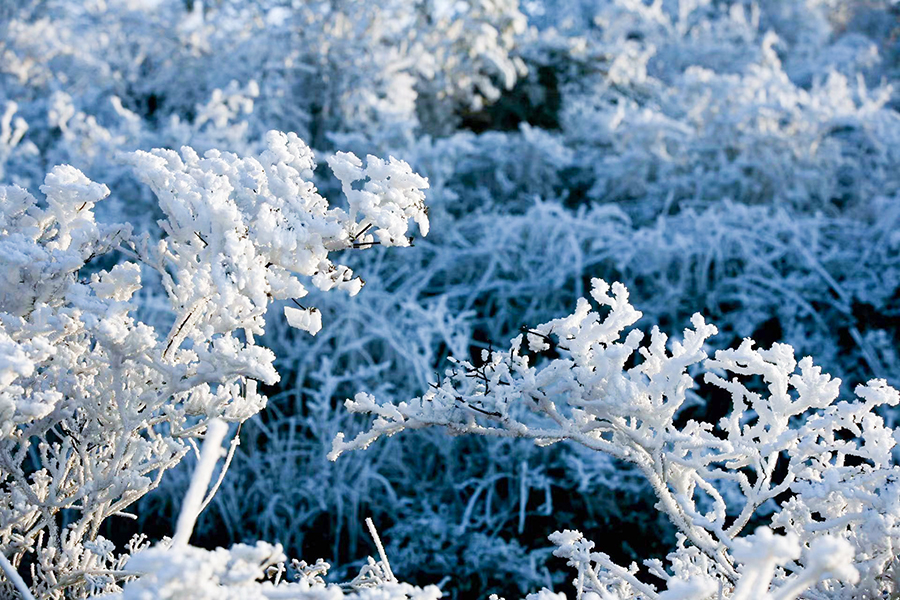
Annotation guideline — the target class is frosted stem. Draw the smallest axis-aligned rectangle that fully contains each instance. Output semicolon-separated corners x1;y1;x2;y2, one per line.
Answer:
0;552;36;600
172;419;228;548
365;517;395;582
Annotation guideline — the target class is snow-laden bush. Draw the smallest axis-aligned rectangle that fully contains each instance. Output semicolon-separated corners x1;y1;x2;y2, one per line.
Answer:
333;278;900;598
0;0;528;185
0;131;427;599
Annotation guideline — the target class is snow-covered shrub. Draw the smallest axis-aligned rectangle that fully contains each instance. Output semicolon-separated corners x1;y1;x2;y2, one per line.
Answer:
0;0;529;178
0;131;427;598
333;278;900;598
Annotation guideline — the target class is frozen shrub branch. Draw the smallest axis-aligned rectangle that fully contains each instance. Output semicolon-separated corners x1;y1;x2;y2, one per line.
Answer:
332;278;900;598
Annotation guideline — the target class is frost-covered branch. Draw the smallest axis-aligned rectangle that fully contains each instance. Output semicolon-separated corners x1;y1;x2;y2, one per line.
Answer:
333;278;900;598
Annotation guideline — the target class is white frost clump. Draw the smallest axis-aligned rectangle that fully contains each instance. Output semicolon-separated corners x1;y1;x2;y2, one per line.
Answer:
328;151;430;243
123;130;429;337
284;306;322;336
0;328;56;438
333;278;900;599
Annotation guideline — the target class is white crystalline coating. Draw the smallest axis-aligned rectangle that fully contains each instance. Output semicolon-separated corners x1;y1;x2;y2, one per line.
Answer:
91;263;142;301
731;527;800;565
39;165;109;250
657;578;717;600
0;331;33;437
284;305;322;336
805;536;860;584
0;326;60;438
0;330;33;388
172;418;229;548
112;539;443;599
